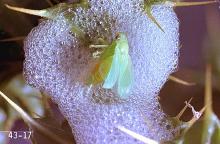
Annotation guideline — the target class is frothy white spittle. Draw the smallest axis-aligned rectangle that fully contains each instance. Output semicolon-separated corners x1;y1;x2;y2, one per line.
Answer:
24;0;179;143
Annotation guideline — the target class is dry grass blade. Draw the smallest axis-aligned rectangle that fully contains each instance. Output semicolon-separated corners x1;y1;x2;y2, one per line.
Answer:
0;91;71;144
188;105;207;128
117;125;159;144
204;64;213;116
185;102;202;119
176;97;193;120
169;76;196;86
5;4;47;17
171;0;218;7
0;36;25;42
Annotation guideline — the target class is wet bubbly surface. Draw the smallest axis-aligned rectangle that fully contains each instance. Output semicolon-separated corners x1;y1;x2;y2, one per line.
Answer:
24;0;179;143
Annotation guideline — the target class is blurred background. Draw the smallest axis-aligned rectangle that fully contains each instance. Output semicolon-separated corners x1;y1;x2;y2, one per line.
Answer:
0;0;220;143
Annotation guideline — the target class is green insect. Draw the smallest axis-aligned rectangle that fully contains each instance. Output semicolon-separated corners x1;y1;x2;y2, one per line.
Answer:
87;33;133;99
144;0;217;32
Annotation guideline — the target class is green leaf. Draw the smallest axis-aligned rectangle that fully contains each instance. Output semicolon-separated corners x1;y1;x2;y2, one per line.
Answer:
166;65;220;144
211;123;220;144
182;114;218;144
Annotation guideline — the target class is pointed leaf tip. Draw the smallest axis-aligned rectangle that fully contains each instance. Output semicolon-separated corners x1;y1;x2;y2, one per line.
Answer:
169;76;196;86
144;6;165;32
5;4;47;18
117;125;159;144
173;0;218;7
176;97;193;120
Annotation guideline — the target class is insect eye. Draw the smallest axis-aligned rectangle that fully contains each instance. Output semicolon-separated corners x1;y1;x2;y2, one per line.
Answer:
115;33;120;40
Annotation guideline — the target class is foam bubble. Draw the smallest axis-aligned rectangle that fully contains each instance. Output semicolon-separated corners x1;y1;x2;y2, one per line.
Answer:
24;0;179;143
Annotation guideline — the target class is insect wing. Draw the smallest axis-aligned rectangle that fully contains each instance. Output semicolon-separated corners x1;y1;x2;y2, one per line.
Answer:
100;40;117;60
87;40;116;85
118;55;133;98
103;47;120;89
87;56;113;85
